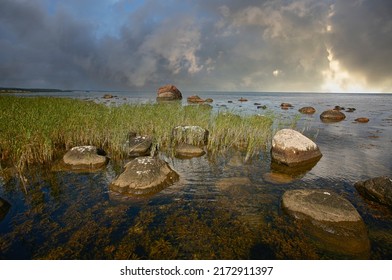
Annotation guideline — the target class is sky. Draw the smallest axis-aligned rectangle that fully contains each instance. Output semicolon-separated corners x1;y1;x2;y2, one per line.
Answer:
0;0;391;93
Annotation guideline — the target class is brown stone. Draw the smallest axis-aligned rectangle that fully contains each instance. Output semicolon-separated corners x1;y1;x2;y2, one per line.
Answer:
238;97;248;102
320;110;346;122
156;84;182;100
281;103;293;109
298;106;316;114
187;95;204;103
355;117;369;123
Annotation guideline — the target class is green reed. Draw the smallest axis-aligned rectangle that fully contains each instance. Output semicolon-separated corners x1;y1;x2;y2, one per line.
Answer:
0;96;274;169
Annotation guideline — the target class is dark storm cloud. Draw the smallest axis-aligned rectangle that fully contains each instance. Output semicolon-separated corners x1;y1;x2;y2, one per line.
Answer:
328;0;392;91
0;0;391;92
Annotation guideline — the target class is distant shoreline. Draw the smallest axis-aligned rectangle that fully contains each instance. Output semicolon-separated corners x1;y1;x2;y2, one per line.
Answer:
0;87;73;94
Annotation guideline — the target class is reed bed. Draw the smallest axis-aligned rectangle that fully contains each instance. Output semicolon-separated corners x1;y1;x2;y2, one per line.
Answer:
0;96;273;170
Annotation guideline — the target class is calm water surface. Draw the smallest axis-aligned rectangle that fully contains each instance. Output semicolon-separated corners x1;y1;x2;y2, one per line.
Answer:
1;91;391;259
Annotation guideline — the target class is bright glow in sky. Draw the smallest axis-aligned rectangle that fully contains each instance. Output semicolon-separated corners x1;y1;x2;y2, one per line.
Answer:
0;0;391;92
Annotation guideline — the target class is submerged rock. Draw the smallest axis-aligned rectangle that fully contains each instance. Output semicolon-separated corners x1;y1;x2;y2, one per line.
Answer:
156;84;182;100
62;146;108;171
175;143;205;158
0;197;11;221
354;176;392;207
320;110;346;122
271;129;322;167
110;157;179;196
282;189;370;258
298;106;316;114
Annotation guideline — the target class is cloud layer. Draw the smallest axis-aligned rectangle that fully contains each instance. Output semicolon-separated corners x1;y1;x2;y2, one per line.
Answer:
0;0;391;92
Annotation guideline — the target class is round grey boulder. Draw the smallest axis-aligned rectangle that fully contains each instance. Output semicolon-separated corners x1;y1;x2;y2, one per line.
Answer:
63;146;108;170
110;157;179;196
271;129;322;167
354;176;392;207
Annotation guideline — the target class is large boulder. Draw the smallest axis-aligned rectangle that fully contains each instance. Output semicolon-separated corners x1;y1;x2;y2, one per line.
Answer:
156;84;182;100
282;189;370;258
62;146;108;170
320;110;346;122
110;157;179;196
172;125;209;146
271;129;322;167
354;176;392;207
0;197;11;221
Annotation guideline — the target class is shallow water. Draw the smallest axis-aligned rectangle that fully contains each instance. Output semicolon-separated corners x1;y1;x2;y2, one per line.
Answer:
1;91;391;259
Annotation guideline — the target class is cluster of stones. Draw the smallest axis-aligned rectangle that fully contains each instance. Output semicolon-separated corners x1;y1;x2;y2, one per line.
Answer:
276;102;369;123
56;85;213;198
269;127;392;257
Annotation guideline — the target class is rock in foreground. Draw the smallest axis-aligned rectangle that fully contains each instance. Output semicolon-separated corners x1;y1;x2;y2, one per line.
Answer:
110;157;179;196
271;129;322;167
63;146;108;170
156;84;182;100
282;189;370;258
282;189;362;222
354;176;392;207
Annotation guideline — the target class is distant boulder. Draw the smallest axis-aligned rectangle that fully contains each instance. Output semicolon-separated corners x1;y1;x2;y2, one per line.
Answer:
320;110;346;122
156;84;182;100
110;157;179;196
62;146;108;170
271;129;322;167
281;103;293;109
299;106;316;114
187;95;204;103
238;97;248;102
354;176;392;207
103;94;114;99
355;117;369;123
